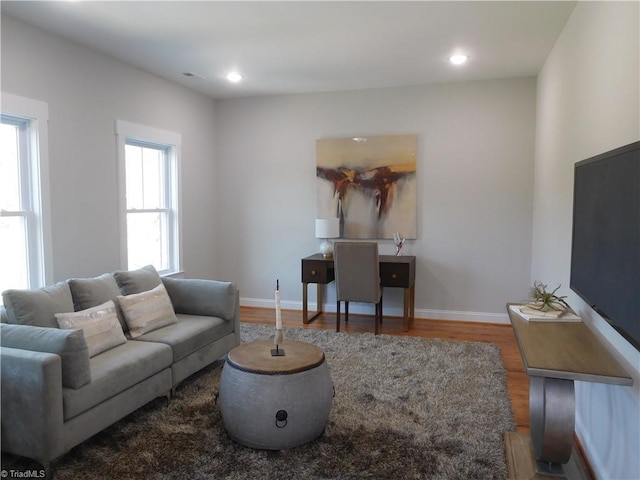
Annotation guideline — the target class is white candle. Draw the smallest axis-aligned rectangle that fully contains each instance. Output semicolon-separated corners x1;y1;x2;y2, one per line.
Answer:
275;284;282;330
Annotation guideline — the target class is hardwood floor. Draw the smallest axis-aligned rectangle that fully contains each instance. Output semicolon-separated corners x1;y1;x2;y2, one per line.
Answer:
240;306;530;433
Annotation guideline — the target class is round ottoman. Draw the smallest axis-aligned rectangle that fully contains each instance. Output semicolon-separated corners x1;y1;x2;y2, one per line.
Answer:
219;340;333;450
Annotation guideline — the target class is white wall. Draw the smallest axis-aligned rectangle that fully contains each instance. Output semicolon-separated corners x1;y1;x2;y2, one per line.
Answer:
1;16;219;281
2;14;536;322
533;2;640;478
214;79;536;321
1;12;537;323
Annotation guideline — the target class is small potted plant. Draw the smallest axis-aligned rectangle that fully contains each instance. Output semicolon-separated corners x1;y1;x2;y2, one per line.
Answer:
527;281;571;313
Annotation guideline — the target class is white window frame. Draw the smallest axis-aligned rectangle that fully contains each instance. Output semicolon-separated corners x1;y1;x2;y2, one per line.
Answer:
1;92;53;289
115;120;182;275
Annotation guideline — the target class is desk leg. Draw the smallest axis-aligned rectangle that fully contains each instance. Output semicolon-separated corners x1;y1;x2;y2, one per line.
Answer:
410;284;415;325
402;287;411;331
302;282;324;324
317;284;323;318
530;376;575;477
303;282;309;323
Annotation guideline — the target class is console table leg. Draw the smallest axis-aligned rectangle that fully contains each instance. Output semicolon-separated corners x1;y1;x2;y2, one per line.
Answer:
529;376;575;477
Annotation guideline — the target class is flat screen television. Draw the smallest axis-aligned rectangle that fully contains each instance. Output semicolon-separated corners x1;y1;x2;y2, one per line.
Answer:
570;140;640;351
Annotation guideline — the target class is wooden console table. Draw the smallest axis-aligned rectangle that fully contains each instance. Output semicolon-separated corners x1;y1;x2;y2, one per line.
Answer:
301;254;416;331
505;303;633;479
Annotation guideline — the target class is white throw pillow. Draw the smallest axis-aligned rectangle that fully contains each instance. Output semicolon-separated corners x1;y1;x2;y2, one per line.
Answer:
56;300;126;357
117;283;178;339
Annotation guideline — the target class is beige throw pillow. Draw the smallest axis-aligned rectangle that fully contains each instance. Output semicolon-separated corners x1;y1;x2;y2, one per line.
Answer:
118;283;178;339
56;300;127;357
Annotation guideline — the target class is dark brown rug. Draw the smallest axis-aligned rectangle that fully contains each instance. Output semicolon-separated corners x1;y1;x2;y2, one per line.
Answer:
5;324;515;479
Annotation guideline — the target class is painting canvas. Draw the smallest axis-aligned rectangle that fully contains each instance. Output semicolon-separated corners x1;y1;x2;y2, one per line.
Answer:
316;134;417;239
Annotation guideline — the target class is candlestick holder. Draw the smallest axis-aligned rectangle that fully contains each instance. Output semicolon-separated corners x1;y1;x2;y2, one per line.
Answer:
271;328;285;356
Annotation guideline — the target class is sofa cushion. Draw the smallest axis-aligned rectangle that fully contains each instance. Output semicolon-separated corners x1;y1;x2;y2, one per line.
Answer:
0;323;91;389
113;264;162;295
118;284;178;339
56;301;127;357
2;282;74;328
162;277;236;320
62;340;172;421
133;313;233;363
68;273;129;334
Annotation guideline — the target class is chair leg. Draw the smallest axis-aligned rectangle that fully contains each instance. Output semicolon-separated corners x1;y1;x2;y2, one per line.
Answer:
336;301;340;332
374;302;380;335
379;293;383;324
345;301;349;323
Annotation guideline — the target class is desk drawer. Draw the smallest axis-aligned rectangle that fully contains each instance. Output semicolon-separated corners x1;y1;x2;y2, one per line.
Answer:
380;263;411;288
302;260;333;284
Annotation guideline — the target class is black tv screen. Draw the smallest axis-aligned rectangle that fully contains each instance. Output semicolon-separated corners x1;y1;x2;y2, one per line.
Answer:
570;141;640;351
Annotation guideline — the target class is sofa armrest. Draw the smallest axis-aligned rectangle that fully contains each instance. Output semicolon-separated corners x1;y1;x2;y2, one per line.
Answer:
1;346;65;466
161;277;238;321
0;323;91;389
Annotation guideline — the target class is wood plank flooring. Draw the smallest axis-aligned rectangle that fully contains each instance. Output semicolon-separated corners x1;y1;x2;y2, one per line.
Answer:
240;306;530;433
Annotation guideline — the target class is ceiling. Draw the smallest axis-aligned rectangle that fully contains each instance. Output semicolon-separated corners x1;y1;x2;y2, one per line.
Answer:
2;1;576;100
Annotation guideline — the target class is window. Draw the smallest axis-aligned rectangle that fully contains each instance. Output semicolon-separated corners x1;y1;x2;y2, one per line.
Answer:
116;121;181;275
0;93;52;295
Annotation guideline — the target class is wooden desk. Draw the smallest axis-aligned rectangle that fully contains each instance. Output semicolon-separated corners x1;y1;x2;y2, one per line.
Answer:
301;254;416;331
505;303;633;478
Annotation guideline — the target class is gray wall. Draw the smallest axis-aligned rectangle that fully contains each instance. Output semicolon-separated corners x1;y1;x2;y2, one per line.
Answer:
214;80;536;321
533;2;639;478
2;14;537;322
1;16;219;281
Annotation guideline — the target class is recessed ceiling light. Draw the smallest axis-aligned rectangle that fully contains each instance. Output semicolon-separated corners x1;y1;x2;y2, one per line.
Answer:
226;72;243;83
449;54;469;65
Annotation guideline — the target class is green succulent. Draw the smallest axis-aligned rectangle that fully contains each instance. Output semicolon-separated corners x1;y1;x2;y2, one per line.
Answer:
528;281;570;312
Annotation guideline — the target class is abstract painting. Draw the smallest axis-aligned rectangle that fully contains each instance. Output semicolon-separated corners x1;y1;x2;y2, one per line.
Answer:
316;134;417;239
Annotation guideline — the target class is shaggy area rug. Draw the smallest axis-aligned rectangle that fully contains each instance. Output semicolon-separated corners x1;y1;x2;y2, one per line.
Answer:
16;325;515;479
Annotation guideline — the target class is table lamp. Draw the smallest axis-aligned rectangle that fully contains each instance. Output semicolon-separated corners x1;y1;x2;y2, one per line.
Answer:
315;218;340;258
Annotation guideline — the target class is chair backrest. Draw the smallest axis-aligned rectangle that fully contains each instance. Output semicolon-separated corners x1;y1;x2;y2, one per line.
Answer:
334;242;381;303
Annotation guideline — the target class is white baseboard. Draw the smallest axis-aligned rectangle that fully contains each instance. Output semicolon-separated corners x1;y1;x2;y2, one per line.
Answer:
240;297;509;325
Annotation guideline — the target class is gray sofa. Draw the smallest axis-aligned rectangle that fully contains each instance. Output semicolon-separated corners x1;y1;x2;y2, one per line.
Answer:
0;265;240;473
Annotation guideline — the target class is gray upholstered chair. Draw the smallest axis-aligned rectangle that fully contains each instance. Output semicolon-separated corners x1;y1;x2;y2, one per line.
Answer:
334;241;382;334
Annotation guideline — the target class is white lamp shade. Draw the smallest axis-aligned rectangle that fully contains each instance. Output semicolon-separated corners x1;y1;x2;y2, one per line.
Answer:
315;218;340;239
